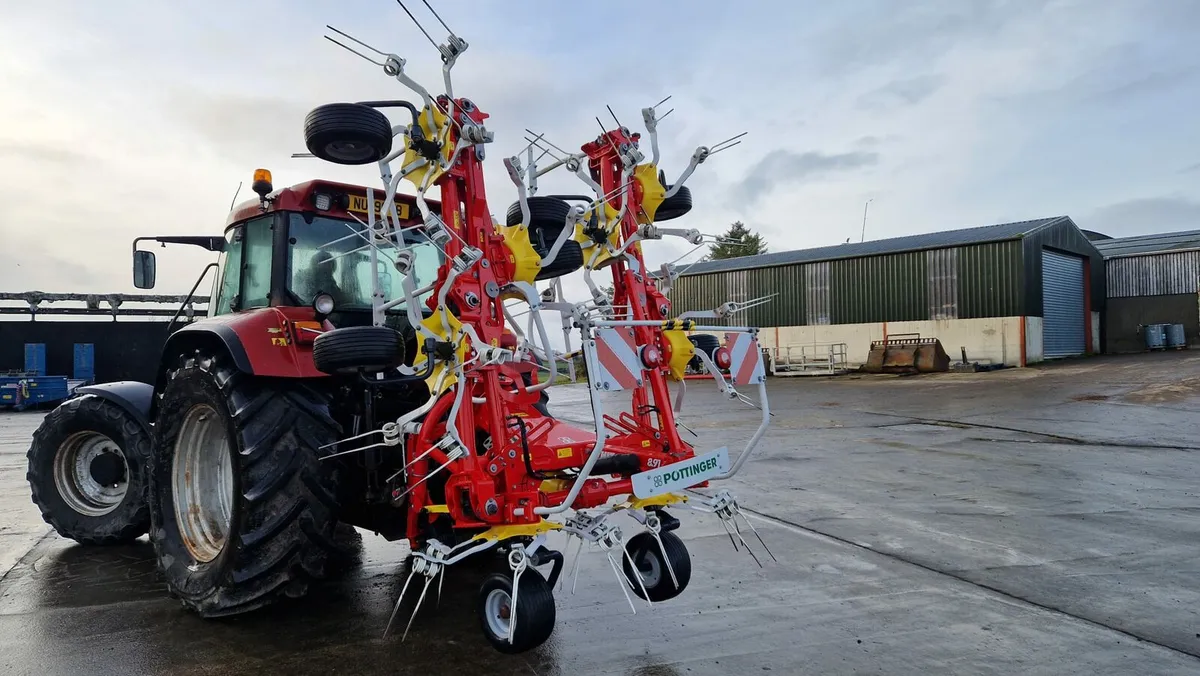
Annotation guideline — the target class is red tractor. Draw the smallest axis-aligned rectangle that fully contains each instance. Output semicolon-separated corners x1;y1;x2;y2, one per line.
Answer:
27;5;773;653
26;173;445;615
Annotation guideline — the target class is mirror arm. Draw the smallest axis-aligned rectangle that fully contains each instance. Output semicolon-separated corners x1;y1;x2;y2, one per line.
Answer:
166;262;218;335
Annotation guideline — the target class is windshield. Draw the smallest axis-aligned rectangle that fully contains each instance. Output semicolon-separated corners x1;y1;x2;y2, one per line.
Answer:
287;213;442;312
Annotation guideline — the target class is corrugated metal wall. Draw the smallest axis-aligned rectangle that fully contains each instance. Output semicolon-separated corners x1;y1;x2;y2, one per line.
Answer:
805;262;830;324
927;248;958;319
958;241;1024;318
830;251;927;324
667;238;1047;326
1107;251;1200;297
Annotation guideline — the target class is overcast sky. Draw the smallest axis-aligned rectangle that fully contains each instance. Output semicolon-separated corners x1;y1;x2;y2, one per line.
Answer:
2;0;1198;297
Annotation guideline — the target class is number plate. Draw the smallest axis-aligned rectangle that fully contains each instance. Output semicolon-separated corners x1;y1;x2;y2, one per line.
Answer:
630;447;730;499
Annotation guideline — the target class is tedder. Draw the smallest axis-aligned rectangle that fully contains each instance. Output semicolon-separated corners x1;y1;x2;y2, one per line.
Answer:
25;2;775;653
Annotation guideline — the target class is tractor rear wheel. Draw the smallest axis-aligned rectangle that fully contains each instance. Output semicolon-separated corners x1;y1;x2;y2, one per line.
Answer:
26;395;151;545
148;351;352;617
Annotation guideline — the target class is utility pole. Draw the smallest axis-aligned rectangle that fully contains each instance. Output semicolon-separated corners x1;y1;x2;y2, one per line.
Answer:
860;198;873;242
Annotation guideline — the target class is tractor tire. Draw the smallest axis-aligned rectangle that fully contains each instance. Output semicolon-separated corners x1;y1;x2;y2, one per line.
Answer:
478;570;556;654
304;103;394;166
655;185;692;222
622;531;692;602
505;196;572;229
26;395;151;545
148;351;352;617
534;238;584;280
313;325;405;375
688;334;720;360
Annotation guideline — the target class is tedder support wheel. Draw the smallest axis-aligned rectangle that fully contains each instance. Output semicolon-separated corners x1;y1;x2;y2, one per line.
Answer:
477;570;556;654
505;196;572;229
313;325;406;375
304;102;394;166
622;531;692;602
535;238;584;280
654;185;692;222
26;394;151;545
148;352;353;617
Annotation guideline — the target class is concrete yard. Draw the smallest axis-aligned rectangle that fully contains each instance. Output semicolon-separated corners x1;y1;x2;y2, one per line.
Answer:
2;352;1200;675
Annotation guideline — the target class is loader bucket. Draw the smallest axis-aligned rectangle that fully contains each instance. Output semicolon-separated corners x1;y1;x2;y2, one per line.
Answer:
863;334;950;374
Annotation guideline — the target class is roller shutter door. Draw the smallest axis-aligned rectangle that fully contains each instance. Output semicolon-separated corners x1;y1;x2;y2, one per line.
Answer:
1041;249;1085;358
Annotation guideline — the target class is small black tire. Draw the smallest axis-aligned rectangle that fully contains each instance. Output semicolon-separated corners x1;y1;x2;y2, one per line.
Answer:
304;103;394;166
148;351;350;617
26;395;151;545
655;185;692;222
534;239;584;280
622;531;692;602
313;326;405;375
505;196;572;230
477;571;556;654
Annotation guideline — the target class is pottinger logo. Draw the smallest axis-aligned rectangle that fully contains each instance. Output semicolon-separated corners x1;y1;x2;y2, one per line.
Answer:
651;456;720;489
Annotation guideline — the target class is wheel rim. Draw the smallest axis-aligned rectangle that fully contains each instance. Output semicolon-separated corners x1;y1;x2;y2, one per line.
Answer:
324;140;375;163
172;404;234;563
484;588;513;639
636;549;663;588
52;431;129;516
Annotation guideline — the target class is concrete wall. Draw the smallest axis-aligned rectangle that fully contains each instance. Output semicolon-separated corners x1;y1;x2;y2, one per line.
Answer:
1025;316;1044;364
1105;293;1199;353
1091;311;1101;354
760;316;1033;367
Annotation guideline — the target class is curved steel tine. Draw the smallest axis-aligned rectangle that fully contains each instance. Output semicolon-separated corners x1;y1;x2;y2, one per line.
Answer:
402;573;435;641
621;545;653;607
739;511;777;563
384;565;419;637
650;530;680;589
507;562;525;645
606;552;638;614
569;538;585;594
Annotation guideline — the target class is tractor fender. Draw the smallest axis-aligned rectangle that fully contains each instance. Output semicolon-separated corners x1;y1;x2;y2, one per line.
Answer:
157;307;328;383
73;381;156;434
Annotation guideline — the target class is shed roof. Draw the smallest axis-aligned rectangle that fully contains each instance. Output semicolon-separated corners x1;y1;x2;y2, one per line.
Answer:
677;216;1071;276
1091;229;1200;258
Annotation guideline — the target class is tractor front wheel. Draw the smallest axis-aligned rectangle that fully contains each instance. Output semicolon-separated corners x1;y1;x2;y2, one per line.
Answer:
26;395;151;544
148;352;352;617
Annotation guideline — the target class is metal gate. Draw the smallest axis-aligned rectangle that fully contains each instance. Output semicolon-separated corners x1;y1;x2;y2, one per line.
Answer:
1041;249;1085;358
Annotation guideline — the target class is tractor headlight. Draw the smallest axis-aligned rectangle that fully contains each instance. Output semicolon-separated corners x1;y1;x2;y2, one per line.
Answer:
313;193;332;211
313;292;335;316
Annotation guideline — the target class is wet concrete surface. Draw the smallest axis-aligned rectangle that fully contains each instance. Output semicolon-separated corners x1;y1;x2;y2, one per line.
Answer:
2;351;1200;674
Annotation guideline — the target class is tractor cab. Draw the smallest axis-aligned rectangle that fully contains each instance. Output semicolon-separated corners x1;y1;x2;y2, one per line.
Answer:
135;173;443;331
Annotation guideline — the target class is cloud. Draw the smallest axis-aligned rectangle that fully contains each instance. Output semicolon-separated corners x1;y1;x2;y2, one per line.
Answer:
0;141;94;166
1181;162;1200;174
735;149;880;204
857;75;945;111
1085;197;1200;237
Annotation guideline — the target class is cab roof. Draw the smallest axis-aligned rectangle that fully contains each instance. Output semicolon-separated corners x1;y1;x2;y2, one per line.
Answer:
226;179;436;228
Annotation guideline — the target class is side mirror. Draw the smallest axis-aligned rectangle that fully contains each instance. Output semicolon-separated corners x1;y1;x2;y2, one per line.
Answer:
133;250;157;289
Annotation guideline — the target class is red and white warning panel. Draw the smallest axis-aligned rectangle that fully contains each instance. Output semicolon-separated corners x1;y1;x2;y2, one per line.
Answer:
724;332;766;386
585;327;644;391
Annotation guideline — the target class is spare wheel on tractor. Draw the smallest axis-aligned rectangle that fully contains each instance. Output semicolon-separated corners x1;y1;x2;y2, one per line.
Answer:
148;350;357;616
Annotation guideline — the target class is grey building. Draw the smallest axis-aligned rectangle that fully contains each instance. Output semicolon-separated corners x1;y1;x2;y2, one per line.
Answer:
1094;230;1200;352
668;216;1104;365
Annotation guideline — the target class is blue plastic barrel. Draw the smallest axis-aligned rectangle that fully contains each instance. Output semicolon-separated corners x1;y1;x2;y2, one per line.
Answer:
1143;324;1166;350
1166;324;1187;349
